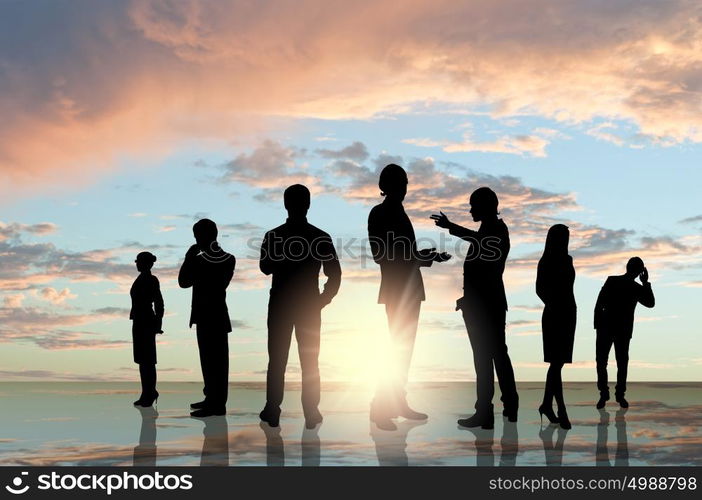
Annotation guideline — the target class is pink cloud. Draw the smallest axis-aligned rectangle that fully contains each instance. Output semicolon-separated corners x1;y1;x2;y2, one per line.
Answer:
3;1;702;194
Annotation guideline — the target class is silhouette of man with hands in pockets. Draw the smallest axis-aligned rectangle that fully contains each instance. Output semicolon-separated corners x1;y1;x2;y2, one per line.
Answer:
594;257;655;409
431;187;519;429
259;184;341;429
179;218;236;417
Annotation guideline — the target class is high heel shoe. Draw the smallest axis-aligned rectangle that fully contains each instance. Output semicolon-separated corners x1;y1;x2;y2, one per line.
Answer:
557;408;571;429
538;404;559;424
138;390;159;408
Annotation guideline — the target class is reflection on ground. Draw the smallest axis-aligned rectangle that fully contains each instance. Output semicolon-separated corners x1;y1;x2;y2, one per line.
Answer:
0;382;699;466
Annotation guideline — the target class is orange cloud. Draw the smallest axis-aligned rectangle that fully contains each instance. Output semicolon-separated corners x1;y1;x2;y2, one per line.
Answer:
3;0;702;194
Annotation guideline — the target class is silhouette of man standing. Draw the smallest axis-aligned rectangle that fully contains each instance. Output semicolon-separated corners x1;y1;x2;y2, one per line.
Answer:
594;257;655;409
431;187;519;429
179;219;236;417
259;184;341;429
369;164;450;431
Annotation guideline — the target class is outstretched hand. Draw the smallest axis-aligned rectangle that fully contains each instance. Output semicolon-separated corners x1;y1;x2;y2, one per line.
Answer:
433;251;451;263
418;247;451;264
430;211;451;228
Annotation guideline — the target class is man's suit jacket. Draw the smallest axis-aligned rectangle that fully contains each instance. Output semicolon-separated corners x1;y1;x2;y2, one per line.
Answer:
259;217;341;301
594;274;655;338
178;247;236;332
367;198;433;305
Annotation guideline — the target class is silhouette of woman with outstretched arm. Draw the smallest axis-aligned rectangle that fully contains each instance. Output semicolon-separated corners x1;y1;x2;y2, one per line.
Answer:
431;187;518;429
536;224;576;429
129;251;164;407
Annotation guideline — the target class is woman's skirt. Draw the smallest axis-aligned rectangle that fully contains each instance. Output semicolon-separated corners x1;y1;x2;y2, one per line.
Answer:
132;321;157;365
542;304;576;363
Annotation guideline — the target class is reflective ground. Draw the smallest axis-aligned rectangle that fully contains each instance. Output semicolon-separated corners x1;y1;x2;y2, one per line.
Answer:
0;382;699;466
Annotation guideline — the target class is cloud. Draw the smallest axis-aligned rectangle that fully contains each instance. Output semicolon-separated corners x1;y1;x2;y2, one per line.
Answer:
37;287;77;305
0;305;130;350
0;222;182;292
404;132;550;157
3;0;702;193
316;141;369;162
214;139;701;281
0;221;57;241
0;370;119;382
214;140;319;201
680;280;702;288
586;122;628;147
3;293;25;308
316;150;580;227
679;215;702;224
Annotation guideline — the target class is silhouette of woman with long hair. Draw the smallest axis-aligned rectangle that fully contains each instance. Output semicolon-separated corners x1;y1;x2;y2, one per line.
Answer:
129;251;164;407
368;164;450;431
536;224;575;429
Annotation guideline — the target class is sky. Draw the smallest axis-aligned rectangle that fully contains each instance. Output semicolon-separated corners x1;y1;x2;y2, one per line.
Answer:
1;0;701;384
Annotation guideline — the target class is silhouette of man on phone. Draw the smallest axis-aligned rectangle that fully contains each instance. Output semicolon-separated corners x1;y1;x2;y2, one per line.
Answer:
179;218;236;417
594;257;655;409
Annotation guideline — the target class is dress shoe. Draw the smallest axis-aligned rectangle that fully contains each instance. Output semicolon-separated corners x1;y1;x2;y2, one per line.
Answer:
458;412;494;430
538;404;559;424
370;415;397;431
596;394;609;409
502;407;518;423
398;405;428;421
190;406;225;418
190;400;207;410
615;396;629;408
305;409;323;429
260;406;281;427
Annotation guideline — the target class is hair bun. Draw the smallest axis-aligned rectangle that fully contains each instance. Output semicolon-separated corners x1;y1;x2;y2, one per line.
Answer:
136;251;157;264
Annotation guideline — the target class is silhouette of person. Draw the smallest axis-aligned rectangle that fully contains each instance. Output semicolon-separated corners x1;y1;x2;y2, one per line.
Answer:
536;224;576;430
459;421;519;466
199;415;229;466
301;426;321;467
500;420;519;467
133;406;158;466
596;408;629;466
260;422;285;466
368;164;450;431
259;185;341;429
129;251;164;407
370;419;426;466
594;257;655;409
540;425;569;467
595;409;610;467
459;426;495;467
178;219;236;417
431;187;518;429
